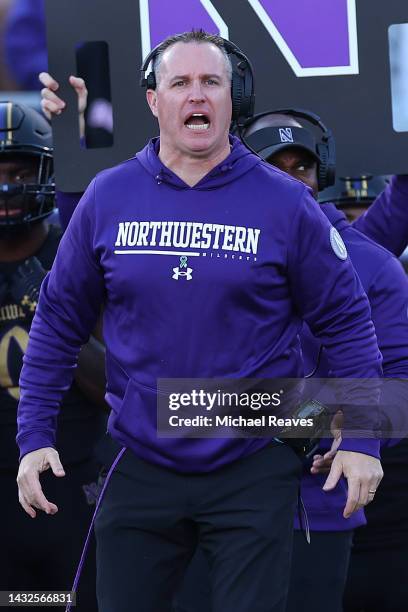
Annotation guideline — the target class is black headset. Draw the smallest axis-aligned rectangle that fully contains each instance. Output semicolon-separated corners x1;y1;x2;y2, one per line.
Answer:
241;108;336;191
140;38;255;126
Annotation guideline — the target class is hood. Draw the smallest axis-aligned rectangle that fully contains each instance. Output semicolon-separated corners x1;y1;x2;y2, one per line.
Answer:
320;202;350;233
136;135;259;190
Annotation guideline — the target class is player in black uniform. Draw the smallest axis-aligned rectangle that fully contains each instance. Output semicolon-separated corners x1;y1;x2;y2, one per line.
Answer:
0;102;106;611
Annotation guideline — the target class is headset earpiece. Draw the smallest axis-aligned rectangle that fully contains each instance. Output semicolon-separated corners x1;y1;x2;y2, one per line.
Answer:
319;134;336;190
145;72;157;91
222;40;255;125
140;42;161;90
231;71;243;122
316;144;329;191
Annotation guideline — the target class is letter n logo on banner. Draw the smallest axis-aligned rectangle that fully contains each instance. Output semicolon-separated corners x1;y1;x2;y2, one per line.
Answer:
246;0;359;77
139;0;229;58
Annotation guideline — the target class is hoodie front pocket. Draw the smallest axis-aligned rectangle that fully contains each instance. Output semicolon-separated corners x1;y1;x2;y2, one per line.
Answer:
115;377;159;449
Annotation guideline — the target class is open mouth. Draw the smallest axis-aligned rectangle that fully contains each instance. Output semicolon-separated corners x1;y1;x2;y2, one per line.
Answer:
184;113;211;131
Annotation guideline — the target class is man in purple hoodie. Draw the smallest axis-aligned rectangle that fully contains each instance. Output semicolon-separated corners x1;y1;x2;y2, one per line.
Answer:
353;175;408;256
242;111;408;612
16;32;383;612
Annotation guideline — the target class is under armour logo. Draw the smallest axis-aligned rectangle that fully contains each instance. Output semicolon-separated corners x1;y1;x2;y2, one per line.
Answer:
82;474;107;505
279;127;294;143
172;255;193;280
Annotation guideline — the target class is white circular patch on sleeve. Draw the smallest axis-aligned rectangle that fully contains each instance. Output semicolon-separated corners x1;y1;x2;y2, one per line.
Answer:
330;227;348;260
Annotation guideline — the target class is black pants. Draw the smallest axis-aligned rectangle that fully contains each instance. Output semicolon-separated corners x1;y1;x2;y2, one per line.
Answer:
94;443;302;612
343;544;408;611
173;549;210;612
286;530;353;612
174;528;353;612
0;459;99;612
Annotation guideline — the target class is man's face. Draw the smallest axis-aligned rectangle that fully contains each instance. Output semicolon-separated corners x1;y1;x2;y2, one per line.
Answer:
268;147;319;197
146;42;232;159
0;155;39;219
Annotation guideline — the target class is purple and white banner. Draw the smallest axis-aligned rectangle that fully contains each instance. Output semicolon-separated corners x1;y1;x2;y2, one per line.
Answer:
139;0;358;77
46;0;408;191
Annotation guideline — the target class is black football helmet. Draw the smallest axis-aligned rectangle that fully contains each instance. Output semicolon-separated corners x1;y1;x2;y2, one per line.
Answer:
0;101;55;226
318;175;389;208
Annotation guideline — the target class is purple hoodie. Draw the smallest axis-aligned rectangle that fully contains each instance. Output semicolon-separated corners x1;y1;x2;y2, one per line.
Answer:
297;203;408;531
17;137;381;472
4;0;47;90
56;192;84;230
354;175;408;257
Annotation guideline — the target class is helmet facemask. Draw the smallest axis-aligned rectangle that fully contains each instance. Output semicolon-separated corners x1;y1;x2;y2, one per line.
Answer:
0;151;55;227
0;102;55;231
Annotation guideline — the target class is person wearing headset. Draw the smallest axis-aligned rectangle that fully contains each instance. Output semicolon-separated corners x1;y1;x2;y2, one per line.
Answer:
17;31;383;612
241;110;408;612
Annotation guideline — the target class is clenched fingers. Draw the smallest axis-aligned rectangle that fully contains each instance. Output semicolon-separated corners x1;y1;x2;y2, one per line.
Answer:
17;468;58;517
39;71;59;91
311;448;337;474
16;448;65;518
18;490;36;518
68;75;87;92
41;88;66;118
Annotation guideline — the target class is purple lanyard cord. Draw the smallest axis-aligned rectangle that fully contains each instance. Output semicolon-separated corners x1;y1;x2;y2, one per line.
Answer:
65;446;127;612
